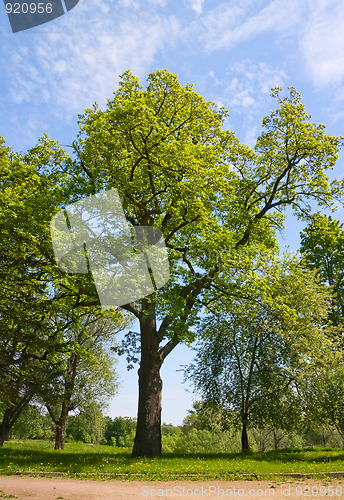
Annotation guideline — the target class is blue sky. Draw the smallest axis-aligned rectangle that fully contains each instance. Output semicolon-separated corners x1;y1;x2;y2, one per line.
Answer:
1;0;344;424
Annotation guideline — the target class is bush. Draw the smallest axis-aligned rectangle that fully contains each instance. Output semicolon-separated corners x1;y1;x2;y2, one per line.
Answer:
174;428;241;454
105;416;136;447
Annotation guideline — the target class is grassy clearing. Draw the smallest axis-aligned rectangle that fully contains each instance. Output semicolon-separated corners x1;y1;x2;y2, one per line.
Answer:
0;441;344;481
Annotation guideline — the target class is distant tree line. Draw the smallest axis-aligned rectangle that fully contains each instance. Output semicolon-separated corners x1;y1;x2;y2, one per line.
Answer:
5;398;343;454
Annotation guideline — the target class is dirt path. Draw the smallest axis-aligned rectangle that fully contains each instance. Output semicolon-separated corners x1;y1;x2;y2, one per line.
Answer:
0;476;343;500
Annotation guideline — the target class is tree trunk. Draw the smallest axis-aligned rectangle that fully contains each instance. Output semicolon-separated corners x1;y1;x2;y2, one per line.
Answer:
53;403;69;450
47;403;69;450
241;420;249;452
0;411;11;447
45;354;77;451
54;421;66;450
132;353;162;457
132;302;163;457
0;395;32;447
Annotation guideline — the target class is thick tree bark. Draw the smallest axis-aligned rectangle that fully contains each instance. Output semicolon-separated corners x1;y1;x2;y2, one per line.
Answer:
132;355;162;457
132;300;163;457
55;395;70;450
129;272;204;457
241;420;249;452
54;421;66;450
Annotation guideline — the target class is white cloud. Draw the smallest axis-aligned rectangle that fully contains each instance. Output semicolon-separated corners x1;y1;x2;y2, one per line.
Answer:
194;0;305;52
118;0;167;7
3;0;344;152
190;0;344;90
300;0;344;88
2;0;180;118
189;0;205;15
224;61;286;108
207;61;287;145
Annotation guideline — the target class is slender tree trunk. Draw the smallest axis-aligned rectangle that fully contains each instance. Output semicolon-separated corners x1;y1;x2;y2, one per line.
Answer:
51;399;70;450
132;301;163;457
273;429;278;450
241;420;249;452
45;354;78;450
46;405;68;450
273;429;284;450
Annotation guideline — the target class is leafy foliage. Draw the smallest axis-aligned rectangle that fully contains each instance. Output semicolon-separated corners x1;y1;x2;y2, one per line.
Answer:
185;256;332;451
300;213;344;330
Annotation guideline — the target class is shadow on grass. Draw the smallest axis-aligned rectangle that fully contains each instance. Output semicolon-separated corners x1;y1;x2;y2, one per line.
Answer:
161;448;344;464
1;443;344;470
0;445;132;470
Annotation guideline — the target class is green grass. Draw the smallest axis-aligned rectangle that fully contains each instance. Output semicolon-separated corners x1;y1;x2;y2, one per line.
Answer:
0;440;344;481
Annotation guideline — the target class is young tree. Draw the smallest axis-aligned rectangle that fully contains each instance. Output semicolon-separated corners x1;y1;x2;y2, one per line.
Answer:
67;402;106;444
0;138;76;445
41;313;121;449
50;71;343;456
185;258;332;451
104;416;137;447
182;401;235;434
299;214;344;437
0;137;125;446
302;364;344;441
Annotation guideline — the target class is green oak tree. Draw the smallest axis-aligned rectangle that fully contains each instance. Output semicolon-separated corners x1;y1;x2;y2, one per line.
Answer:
50;71;344;457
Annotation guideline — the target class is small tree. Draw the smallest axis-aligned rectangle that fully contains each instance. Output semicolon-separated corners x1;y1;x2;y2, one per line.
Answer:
185;258;332;451
0;136;120;446
67;403;106;444
41;313;121;449
104;416;136;447
302;364;344;441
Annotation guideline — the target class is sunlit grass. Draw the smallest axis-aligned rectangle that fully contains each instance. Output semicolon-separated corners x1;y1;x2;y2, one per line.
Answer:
0;441;344;480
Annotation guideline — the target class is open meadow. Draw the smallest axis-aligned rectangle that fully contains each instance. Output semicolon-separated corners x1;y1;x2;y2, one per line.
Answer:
1;441;344;481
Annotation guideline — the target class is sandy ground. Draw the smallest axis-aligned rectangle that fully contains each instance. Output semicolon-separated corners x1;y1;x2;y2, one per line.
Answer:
0;477;344;500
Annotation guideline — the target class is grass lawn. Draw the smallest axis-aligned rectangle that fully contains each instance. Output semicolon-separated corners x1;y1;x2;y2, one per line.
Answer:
0;441;344;480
